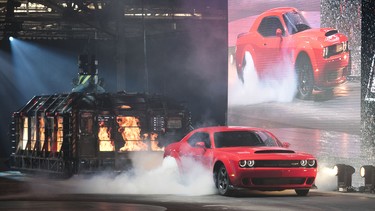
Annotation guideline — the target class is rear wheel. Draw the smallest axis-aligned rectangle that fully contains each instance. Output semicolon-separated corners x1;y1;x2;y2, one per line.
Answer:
296;54;314;100
295;189;310;196
237;57;246;83
216;165;233;196
237;51;256;84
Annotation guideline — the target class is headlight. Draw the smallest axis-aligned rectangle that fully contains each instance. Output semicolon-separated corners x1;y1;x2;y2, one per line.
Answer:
307;160;316;167
360;166;366;177
323;47;328;58
343;41;348;51
300;160;307;167
239;160;247;168
238;160;255;168
333;165;339;176
247;160;255;167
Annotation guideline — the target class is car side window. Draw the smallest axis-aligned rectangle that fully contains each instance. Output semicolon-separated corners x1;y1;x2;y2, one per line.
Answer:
187;132;211;148
257;16;285;37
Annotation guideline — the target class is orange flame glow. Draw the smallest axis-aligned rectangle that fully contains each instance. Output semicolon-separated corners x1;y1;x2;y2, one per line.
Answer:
39;117;45;150
116;116;164;151
98;121;114;151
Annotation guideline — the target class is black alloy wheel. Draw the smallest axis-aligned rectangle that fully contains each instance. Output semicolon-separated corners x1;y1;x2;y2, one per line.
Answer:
217;165;232;196
296;55;314;100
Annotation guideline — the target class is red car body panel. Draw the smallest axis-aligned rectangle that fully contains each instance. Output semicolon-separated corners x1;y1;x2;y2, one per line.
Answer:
163;126;317;192
235;7;349;88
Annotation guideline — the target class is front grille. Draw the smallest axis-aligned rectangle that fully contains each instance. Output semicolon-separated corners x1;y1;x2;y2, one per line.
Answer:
252;178;306;185
327;68;344;82
254;160;302;168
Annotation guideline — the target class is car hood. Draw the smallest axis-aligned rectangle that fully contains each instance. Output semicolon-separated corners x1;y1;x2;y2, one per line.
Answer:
296;27;348;45
215;147;314;159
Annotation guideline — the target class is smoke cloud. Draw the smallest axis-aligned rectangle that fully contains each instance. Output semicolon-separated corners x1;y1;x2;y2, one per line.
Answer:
29;154;216;196
228;51;297;105
314;164;338;191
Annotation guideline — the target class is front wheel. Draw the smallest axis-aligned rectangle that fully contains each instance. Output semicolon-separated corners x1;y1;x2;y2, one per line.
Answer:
295;189;310;196
216;165;233;196
295;55;314;100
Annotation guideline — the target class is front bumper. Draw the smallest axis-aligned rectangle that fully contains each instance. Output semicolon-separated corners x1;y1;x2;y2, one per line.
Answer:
230;167;317;191
313;51;350;88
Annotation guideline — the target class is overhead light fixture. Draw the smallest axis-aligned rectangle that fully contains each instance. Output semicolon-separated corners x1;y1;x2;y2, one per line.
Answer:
333;164;355;192
360;165;375;193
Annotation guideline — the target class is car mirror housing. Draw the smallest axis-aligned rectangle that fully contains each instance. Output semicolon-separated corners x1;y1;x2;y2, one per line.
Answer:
282;142;291;148
195;142;206;148
276;28;283;38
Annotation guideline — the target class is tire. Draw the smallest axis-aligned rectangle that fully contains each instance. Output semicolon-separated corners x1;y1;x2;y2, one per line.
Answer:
237;51;256;84
237;57;246;83
296;54;314;100
295;189;310;196
216;165;233;196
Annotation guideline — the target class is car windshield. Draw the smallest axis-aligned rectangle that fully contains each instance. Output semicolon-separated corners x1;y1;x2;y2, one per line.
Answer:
283;11;311;34
214;131;280;148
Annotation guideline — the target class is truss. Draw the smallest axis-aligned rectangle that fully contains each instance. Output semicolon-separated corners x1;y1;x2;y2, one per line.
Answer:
0;0;226;40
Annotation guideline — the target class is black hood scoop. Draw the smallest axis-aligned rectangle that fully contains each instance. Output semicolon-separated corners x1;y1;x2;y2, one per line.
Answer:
255;150;295;154
325;29;338;36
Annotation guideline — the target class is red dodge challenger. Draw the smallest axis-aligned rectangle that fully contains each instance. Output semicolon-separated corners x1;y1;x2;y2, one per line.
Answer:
164;126;317;196
235;7;350;99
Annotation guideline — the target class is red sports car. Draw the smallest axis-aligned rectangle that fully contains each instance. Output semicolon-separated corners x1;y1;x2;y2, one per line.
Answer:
235;7;350;99
163;126;317;196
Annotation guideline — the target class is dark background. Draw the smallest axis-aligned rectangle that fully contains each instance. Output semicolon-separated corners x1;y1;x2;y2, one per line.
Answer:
0;1;228;159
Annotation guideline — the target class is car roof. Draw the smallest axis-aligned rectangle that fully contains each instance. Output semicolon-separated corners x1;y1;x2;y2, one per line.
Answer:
265;7;297;14
257;7;298;18
193;126;267;133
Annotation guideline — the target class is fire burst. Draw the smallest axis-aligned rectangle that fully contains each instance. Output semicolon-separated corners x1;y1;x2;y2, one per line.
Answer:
115;116;164;152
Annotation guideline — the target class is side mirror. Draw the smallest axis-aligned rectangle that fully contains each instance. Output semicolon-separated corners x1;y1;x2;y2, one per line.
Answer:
276;28;283;38
282;142;290;148
195;142;206;148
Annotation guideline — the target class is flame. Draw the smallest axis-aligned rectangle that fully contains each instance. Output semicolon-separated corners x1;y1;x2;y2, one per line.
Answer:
116;116;164;151
56;117;63;151
150;132;164;151
39;117;45;150
98;120;114;151
20;117;28;150
31;117;36;149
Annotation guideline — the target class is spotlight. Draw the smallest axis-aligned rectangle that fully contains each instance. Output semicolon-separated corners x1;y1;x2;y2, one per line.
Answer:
9;36;14;41
333;164;355;192
360;165;375;193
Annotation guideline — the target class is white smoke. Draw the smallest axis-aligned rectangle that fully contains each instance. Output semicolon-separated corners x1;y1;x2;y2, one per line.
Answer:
314;164;338;191
48;155;216;195
228;51;297;105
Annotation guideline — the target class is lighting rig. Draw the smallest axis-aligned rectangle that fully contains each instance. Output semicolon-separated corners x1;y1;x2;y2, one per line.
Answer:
360;165;375;193
333;164;355;192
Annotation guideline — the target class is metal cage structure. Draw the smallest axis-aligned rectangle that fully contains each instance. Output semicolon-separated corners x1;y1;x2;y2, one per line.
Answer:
10;91;192;177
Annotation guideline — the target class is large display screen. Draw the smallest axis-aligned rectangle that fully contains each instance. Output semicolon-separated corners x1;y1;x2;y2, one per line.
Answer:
227;0;363;187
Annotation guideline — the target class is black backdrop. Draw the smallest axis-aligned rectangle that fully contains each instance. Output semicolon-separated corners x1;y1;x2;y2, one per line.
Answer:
0;16;228;158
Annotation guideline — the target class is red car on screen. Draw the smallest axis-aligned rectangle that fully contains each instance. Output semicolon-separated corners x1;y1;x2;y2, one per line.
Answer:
163;126;317;196
235;7;350;99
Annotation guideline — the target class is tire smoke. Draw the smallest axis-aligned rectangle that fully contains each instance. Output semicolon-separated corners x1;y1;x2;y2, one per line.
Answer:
314;165;338;191
228;51;297;105
43;154;217;195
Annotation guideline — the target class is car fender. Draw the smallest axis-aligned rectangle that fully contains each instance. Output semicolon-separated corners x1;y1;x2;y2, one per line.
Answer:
293;40;318;72
236;43;256;71
213;154;239;183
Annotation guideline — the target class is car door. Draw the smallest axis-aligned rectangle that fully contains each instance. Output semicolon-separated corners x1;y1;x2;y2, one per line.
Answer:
180;132;213;167
255;16;286;78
